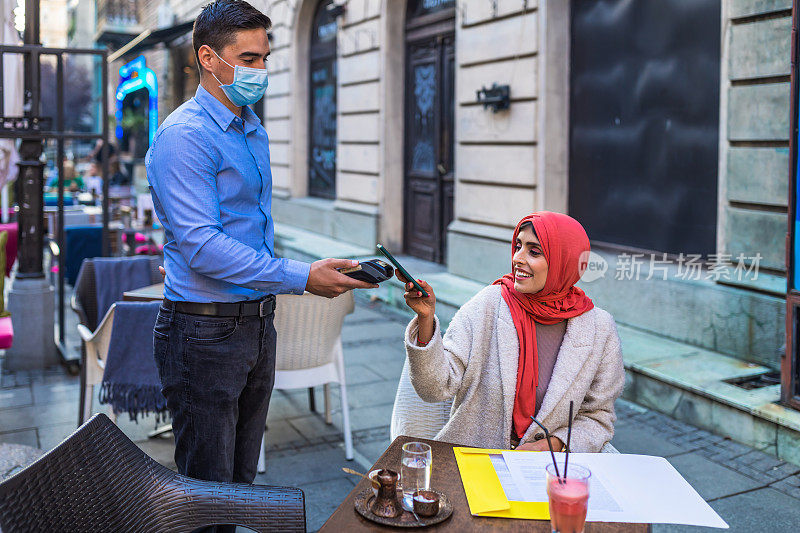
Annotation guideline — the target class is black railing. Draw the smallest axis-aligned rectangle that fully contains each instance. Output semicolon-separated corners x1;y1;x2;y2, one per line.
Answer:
0;44;110;370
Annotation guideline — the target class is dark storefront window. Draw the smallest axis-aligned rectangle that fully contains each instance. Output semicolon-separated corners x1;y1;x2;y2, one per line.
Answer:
308;0;338;199
569;0;720;256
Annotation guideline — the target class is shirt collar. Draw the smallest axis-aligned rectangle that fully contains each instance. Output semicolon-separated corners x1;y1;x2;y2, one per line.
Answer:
195;84;261;133
240;105;260;134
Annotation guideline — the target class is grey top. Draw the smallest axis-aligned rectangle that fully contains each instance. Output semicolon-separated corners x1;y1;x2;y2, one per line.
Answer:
535;320;568;416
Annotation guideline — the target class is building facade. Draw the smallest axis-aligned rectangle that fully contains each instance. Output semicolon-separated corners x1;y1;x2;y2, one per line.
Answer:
122;0;790;368
103;0;798;459
256;0;787;369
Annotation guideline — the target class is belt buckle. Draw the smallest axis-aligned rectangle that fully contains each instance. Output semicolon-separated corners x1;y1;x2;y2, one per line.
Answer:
259;300;267;317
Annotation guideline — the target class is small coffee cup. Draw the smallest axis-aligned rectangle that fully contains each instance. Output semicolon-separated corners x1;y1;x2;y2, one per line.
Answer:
412;490;440;517
368;469;380;498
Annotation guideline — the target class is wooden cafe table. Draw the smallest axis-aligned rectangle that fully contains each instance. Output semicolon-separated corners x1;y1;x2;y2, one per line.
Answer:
320;436;650;532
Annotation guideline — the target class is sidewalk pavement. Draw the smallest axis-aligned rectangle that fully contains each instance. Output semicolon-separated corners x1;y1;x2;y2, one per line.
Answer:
2;294;800;531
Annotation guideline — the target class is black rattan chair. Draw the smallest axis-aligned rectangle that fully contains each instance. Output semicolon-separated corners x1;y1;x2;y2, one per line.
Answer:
0;414;306;532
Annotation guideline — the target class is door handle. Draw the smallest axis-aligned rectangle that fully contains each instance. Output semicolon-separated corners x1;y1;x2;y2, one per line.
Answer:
437;163;446;175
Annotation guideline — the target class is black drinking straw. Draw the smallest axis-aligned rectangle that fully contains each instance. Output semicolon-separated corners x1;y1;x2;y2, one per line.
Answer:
530;416;561;479
564;401;574;480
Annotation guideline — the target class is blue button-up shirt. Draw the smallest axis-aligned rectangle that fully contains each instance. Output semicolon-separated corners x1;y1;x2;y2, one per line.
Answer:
146;85;309;302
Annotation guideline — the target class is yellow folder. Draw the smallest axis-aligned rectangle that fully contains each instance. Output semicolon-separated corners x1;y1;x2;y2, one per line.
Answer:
453;447;550;519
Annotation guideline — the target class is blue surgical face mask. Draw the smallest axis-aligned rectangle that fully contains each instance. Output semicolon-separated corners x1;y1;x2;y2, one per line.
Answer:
210;48;269;107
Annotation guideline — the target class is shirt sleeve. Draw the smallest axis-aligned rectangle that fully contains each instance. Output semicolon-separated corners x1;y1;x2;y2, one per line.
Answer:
146;123;309;294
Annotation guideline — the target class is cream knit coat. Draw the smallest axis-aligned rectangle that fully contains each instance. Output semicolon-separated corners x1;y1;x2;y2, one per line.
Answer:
404;284;625;452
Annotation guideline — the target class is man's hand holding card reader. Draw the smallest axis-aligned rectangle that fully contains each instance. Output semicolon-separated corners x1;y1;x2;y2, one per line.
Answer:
337;259;394;284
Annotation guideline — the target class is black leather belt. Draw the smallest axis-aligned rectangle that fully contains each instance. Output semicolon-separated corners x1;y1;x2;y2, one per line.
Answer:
163;295;276;318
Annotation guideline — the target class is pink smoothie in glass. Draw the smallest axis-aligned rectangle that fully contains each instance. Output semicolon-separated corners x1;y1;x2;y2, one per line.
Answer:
547;476;589;533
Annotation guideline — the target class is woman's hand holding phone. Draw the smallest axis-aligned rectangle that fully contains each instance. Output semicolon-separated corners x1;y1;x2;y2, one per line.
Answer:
397;272;435;345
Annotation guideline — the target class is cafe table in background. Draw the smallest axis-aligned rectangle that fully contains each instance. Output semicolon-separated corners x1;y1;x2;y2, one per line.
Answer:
320;436;650;532
122;283;164;302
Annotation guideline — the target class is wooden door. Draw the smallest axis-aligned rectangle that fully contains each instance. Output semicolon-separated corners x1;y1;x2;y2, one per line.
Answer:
404;5;455;263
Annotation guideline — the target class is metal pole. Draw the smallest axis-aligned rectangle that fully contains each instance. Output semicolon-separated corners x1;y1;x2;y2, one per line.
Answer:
56;53;65;348
101;53;110;256
16;0;45;279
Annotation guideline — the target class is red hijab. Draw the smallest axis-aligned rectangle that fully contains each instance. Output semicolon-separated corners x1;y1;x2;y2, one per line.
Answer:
493;212;594;438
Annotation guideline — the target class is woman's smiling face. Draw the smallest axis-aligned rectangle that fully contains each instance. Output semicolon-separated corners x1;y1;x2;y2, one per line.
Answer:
513;224;548;294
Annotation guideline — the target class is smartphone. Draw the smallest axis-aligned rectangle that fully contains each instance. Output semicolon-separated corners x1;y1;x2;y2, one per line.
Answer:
376;244;429;297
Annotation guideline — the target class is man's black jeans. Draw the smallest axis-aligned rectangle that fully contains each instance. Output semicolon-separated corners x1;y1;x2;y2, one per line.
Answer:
153;303;276;532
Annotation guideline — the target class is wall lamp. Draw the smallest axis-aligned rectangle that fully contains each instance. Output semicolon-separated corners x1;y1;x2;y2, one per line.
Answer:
326;2;346;18
476;83;511;113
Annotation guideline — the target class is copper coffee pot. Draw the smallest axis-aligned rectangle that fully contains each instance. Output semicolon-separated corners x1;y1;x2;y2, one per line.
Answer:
370;469;403;518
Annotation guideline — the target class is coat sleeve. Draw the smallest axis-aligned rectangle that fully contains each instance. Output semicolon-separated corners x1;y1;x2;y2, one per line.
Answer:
403;296;482;403
551;319;625;452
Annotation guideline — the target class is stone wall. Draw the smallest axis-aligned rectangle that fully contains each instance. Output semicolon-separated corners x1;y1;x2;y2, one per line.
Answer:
723;0;791;274
447;0;540;282
260;0;381;248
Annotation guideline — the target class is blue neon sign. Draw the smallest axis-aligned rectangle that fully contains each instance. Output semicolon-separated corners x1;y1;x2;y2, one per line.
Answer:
114;55;158;146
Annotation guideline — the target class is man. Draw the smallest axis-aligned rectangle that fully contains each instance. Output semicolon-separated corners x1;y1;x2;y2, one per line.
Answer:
146;0;375;525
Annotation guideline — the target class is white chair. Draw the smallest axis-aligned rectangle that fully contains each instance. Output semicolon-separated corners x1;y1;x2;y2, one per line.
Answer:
76;304;117;424
258;291;355;472
390;358;620;453
390;359;452;442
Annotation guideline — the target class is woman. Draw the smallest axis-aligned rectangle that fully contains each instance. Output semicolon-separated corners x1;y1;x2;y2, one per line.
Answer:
401;211;624;452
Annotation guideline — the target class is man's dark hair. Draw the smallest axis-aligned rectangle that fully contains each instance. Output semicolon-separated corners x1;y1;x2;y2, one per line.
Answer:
193;0;272;71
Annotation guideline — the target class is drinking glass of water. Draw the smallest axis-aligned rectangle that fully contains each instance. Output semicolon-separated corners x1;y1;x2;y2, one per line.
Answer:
401;442;432;510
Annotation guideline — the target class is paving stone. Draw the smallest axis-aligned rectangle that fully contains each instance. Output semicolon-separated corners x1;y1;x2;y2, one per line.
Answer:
37;421;80;452
288;413;343;439
353;426;390;444
0;386;33;410
354;438;392;465
264;418;307;447
667;453;764;500
287;402;394;439
343;363;385;385
766;461;800;479
267;389;317;419
1;370;32;388
709;488;800;532
40;368;79;385
0;428;38;447
30;380;79;406
259;446;355;487
346;404;394;432
345;302;391;324
0;398;77;433
134;437;178;471
611;422;686;457
363;356;406;381
344;341;407;366
770;478;800;499
341;321;406;345
294;477;357;532
339;380;399;409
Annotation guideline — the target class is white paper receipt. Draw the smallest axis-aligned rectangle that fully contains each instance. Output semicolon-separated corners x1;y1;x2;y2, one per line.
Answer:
498;451;729;529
